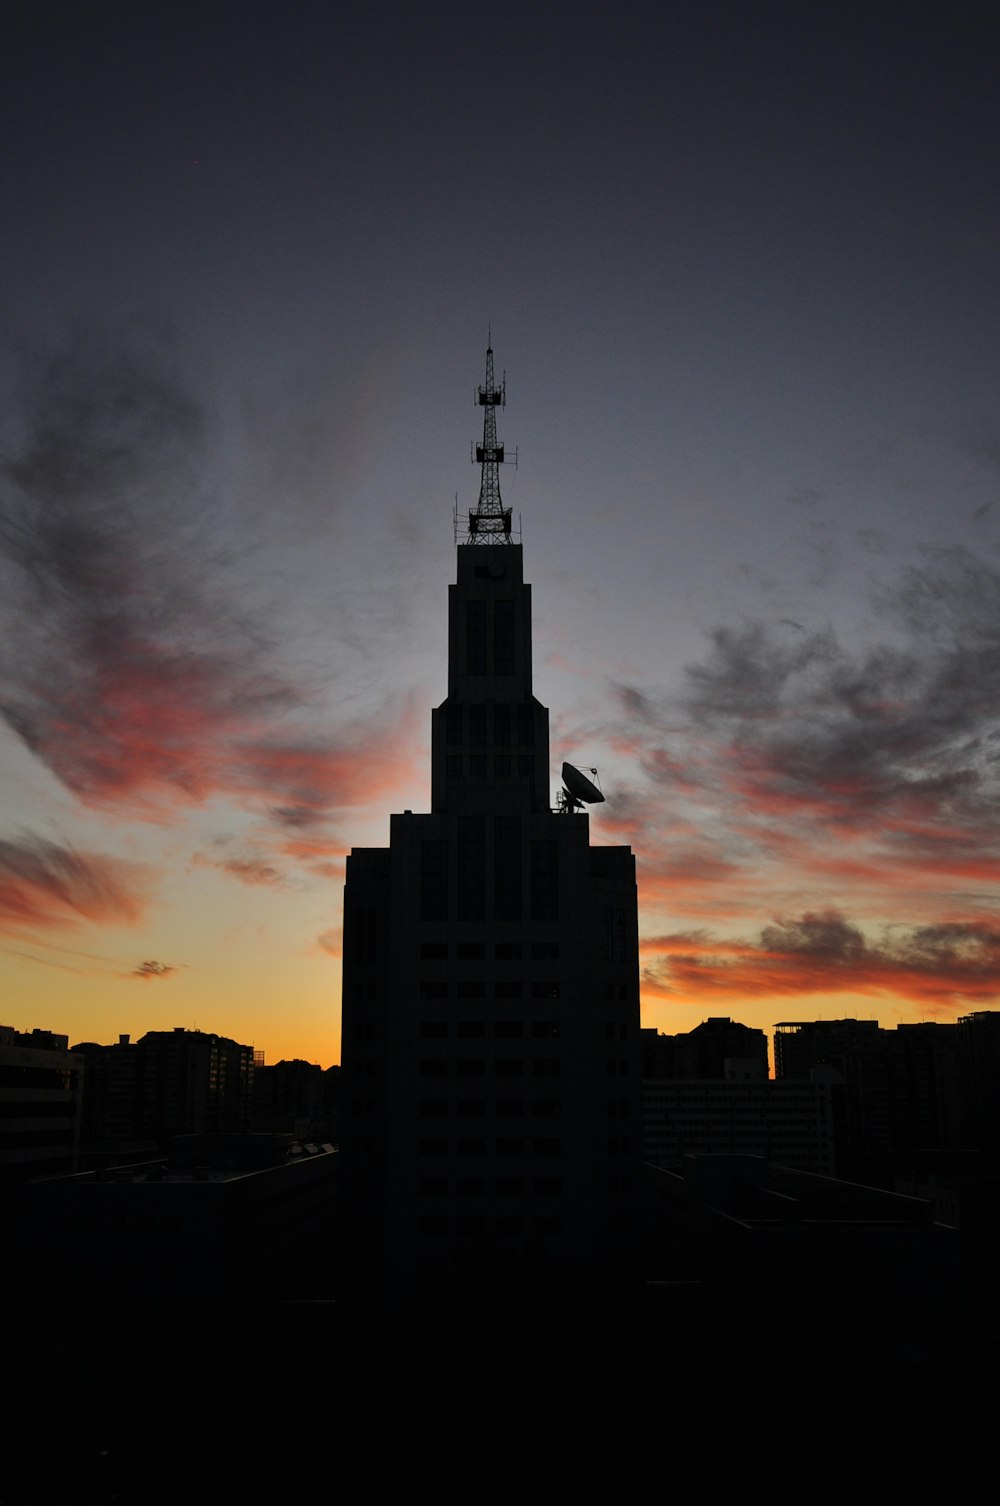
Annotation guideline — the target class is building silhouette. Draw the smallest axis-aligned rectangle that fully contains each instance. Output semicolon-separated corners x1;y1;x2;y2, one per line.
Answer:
0;1026;83;1183
340;345;642;1306
72;1027;256;1158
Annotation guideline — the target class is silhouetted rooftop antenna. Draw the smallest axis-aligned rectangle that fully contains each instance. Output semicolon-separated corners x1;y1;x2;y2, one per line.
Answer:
556;762;606;814
455;338;519;545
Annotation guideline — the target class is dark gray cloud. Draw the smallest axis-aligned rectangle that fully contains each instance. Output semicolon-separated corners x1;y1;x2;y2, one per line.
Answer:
675;548;1000;835
0;328;415;837
130;959;175;980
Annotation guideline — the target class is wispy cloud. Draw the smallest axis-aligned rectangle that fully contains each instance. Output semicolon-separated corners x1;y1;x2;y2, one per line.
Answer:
0;834;149;935
0;329;422;854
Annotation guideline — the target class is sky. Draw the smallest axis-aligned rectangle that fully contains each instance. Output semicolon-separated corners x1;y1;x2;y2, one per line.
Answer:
2;0;998;1067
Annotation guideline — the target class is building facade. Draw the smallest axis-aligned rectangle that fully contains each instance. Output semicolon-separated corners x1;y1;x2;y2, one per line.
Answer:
340;347;642;1304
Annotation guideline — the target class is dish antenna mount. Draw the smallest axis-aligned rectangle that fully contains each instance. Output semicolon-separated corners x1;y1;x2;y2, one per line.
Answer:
557;762;606;814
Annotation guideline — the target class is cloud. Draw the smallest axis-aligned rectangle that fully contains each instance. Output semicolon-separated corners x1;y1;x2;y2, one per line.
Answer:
130;959;175;981
0;834;149;935
316;928;342;957
0;328;422;848
584;547;1000;932
641;911;1000;1011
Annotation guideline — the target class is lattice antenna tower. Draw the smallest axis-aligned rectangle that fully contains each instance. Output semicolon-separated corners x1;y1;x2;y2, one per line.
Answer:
456;336;518;544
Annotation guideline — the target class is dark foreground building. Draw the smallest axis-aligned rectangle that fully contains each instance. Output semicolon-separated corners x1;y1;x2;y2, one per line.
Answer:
340;347;641;1308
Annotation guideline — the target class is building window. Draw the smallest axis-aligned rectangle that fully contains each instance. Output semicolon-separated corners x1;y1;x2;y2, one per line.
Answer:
531;941;560;960
457;1022;485;1039
420;981;448;1000
530;841;558;921
532;1021;560;1039
419;1021;448;1039
494;599;514;674
495;943;522;960
457;981;486;1000
458;1100;485;1118
420;1060;447;1077
531;981;560;1000
495;981;523;1000
496;1059;524;1077
495;1100;524;1118
517;704;534;746
532;1059;561;1078
457;820;485;922
447;704;463;746
466;602;487;675
494;704;511;746
495;1021;523;1038
420;841;448;923
420;942;448;960
458;1059;485;1077
532;1100;561;1118
457;942;485;960
534;1177;562;1193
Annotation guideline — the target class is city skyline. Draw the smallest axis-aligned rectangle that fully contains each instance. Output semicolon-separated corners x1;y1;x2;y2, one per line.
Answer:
2;3;998;1066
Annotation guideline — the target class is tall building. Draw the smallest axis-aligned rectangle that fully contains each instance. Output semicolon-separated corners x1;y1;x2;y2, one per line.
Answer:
340;346;642;1306
0;1026;83;1183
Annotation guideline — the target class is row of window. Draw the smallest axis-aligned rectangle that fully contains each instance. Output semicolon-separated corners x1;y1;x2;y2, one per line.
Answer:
445;754;534;776
420;1098;562;1118
419;1215;564;1238
419;980;560;999
419;1058;563;1077
445;702;537;747
418;1139;562;1157
420;941;560;960
420;1180;561;1200
419;1020;560;1040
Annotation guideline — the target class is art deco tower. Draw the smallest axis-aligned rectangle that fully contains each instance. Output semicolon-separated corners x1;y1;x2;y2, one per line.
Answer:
340;346;641;1306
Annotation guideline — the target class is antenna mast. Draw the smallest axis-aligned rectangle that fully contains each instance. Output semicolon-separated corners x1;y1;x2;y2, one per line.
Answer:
458;338;516;544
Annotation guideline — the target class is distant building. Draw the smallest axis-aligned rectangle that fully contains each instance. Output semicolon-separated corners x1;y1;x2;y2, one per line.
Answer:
340;347;642;1306
133;1027;254;1145
643;1076;836;1175
253;1058;327;1138
71;1027;256;1161
774;1015;977;1177
641;1019;833;1174
72;1034;141;1147
0;1026;83;1183
642;1017;768;1080
958;1010;1000;1148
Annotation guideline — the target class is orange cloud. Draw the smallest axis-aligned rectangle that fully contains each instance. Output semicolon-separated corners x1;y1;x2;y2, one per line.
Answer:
0;836;149;935
641;912;1000;1012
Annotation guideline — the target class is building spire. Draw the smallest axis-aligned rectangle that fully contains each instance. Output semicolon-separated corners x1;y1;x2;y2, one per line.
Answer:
462;339;514;544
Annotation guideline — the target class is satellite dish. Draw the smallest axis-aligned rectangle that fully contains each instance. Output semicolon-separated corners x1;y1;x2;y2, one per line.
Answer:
560;762;605;811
